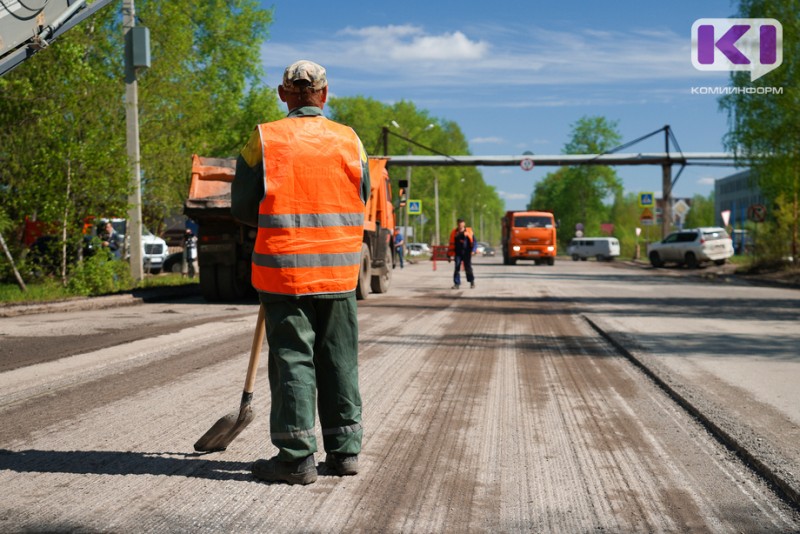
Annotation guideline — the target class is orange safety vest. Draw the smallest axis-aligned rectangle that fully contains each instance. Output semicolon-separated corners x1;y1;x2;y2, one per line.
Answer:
448;227;475;257
251;116;366;296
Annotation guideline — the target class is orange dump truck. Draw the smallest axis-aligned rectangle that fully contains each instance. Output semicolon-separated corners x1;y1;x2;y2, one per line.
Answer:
184;155;396;301
501;210;557;266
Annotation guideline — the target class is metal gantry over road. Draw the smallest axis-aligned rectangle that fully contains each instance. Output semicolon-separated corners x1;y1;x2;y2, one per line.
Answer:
381;125;738;238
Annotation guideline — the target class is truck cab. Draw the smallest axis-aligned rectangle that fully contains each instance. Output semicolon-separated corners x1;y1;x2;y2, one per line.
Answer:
501;210;557;266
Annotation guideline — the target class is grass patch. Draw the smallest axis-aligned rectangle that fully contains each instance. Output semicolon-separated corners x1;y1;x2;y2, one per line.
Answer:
0;279;74;304
137;274;199;288
0;272;198;305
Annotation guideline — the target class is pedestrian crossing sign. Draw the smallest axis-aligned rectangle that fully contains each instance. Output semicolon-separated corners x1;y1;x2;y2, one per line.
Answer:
639;192;655;208
408;200;422;215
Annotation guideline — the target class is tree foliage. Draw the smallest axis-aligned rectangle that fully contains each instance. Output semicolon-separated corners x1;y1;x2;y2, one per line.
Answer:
719;0;800;263
528;116;623;246
682;193;715;229
328;97;505;245
0;0;280;284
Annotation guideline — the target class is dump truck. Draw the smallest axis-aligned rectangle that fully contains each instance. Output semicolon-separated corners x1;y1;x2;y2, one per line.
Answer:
184;155;396;302
501;210;557;265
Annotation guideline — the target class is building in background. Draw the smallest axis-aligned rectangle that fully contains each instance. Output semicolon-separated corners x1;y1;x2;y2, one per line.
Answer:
714;170;764;227
715;169;764;254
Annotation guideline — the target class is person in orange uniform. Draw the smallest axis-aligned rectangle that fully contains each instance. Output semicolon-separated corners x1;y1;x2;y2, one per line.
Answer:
448;218;477;289
232;60;370;485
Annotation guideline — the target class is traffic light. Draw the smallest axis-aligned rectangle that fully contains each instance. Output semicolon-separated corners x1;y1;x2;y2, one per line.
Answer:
398;179;408;207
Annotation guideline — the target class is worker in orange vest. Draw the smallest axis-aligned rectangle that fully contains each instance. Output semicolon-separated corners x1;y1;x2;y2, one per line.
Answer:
232;60;369;485
448;218;477;289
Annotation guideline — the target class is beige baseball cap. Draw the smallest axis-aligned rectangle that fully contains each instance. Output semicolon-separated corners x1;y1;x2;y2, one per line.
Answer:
282;60;327;92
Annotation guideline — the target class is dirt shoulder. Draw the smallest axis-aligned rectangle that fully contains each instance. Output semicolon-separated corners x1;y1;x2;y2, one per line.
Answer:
0;283;202;318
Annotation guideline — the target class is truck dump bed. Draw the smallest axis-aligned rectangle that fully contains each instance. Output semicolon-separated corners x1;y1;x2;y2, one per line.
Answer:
184;155;236;218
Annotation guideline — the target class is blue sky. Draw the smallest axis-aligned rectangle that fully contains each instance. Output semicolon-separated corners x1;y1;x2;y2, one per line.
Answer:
257;0;758;210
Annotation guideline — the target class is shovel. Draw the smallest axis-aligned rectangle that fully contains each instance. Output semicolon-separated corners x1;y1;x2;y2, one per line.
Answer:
194;304;266;452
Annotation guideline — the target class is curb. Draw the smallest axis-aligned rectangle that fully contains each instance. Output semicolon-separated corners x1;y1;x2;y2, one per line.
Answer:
582;313;800;511
614;259;800;290
0;284;201;318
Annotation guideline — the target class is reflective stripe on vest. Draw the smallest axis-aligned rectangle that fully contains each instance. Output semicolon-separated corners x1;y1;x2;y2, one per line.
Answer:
252;116;365;296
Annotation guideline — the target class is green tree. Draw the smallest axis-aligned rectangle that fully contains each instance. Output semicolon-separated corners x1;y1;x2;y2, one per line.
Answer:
0;22;129;282
328;97;504;245
608;191;645;259
683;192;715;229
529;116;623;247
0;0;279;285
719;0;800;263
131;0;281;232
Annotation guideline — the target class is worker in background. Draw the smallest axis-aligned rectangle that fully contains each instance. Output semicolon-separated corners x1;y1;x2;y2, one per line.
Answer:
231;60;369;486
182;228;197;278
448;218;477;289
98;221;121;259
394;227;405;269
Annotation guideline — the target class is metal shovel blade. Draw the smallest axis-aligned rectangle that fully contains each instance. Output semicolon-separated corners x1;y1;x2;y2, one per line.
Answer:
193;306;264;453
193;404;255;452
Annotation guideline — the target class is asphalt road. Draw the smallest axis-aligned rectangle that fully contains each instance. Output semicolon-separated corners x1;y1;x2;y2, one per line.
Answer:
1;258;798;532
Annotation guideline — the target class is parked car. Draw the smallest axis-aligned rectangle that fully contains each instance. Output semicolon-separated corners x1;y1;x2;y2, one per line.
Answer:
406;243;428;257
140;229;169;274
567;237;620;261
162;252;183;273
647;227;734;268
482;245;496;257
88;218;169;273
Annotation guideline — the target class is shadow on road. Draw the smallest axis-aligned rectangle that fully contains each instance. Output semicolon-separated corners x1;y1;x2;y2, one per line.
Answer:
360;331;614;358
362;291;800;362
0;449;255;482
365;293;800;322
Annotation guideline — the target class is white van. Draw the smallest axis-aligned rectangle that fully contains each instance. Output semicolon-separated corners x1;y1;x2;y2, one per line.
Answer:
567;237;620;261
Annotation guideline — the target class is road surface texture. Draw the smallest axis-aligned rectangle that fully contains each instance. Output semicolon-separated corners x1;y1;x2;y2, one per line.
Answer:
1;258;798;532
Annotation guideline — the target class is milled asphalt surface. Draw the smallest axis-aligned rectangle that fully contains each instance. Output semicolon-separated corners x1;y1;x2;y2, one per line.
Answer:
575;259;800;508
0;259;798;532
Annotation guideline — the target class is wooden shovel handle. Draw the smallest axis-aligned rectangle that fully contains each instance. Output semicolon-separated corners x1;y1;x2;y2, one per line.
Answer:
243;304;266;394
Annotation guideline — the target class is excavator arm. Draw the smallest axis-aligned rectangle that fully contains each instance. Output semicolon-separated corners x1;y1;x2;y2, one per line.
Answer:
0;0;115;77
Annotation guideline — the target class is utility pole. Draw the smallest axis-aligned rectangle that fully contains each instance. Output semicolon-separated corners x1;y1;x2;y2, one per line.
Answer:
434;173;440;246
404;147;412;240
123;0;143;281
661;126;672;239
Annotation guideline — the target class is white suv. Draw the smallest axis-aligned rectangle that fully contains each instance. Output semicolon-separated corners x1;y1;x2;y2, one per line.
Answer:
107;219;169;273
647;227;734;268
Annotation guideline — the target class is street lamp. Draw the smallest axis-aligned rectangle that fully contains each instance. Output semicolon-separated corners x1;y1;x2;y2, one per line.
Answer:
390;121;434;243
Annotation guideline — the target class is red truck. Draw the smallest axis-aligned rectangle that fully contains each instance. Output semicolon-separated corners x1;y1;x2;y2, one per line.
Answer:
501;210;557;266
184;155;396;301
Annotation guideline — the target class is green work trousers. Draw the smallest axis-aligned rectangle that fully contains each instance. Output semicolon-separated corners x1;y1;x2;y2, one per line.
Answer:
259;292;363;461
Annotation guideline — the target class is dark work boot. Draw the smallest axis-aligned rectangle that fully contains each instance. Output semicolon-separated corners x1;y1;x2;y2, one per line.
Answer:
324;453;359;476
252;455;317;485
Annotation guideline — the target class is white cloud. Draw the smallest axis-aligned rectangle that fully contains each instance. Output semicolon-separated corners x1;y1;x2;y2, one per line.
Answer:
499;191;529;201
337;24;488;62
259;22;702;117
471;136;505;144
262;23;693;91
